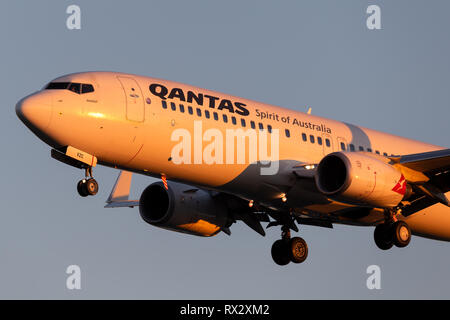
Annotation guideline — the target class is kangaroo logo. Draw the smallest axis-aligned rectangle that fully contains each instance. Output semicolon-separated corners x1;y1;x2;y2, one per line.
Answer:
392;174;407;195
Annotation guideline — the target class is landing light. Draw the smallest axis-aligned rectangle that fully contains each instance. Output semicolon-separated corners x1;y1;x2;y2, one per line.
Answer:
87;112;105;118
305;164;315;170
249;200;254;208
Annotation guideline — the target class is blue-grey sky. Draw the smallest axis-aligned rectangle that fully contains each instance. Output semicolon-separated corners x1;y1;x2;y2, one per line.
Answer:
1;0;449;299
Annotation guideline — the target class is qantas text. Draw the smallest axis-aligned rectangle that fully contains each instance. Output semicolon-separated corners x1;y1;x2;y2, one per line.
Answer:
149;83;250;116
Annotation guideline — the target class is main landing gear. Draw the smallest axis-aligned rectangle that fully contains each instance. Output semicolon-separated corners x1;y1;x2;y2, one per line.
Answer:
374;215;411;250
271;226;308;266
77;167;99;197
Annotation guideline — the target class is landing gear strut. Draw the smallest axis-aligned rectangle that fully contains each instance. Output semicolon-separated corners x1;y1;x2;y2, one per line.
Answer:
77;167;98;197
271;226;308;266
374;211;411;250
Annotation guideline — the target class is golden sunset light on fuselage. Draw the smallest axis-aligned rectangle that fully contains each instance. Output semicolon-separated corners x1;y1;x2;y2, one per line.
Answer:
16;71;450;265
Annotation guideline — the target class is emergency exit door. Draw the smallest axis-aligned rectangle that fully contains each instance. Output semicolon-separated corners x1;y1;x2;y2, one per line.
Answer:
117;76;145;122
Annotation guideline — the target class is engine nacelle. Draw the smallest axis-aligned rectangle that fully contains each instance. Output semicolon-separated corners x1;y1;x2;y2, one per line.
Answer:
139;181;230;237
315;152;409;208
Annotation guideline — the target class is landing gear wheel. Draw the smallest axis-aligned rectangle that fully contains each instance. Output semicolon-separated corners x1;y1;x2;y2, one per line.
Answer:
392;221;411;248
84;178;99;196
77;178;98;197
374;224;394;250
289;237;308;264
77;180;88;197
271;240;290;266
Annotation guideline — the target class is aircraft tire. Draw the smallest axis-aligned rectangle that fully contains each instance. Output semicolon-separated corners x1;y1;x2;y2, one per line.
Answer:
374;224;394;250
271;240;290;266
77;180;88;197
289;237;308;264
85;178;99;196
391;221;411;248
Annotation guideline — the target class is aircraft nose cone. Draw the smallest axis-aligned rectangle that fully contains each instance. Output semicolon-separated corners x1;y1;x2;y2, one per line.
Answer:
16;94;52;132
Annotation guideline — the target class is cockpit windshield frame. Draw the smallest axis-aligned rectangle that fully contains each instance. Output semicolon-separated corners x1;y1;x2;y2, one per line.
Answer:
45;82;94;94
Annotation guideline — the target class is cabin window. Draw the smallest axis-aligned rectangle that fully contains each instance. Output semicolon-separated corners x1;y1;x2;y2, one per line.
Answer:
188;106;193;115
285;129;290;137
231;116;237;125
213;112;219;120
267;125;272;133
223;114;228;123
196;108;202;117
162;101;168;109
179;104;185;113
170;102;176;111
310;135;315;143
325;139;331;147
205;110;210;119
340;142;346;151
259;123;264;131
367;148;372;152
250;121;256;129
317;137;322;145
241;119;246;127
359;146;364;151
302;133;307;142
349;144;355;151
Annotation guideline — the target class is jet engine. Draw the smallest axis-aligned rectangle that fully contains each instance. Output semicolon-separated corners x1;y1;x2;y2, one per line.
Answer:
139;181;231;237
315;152;410;208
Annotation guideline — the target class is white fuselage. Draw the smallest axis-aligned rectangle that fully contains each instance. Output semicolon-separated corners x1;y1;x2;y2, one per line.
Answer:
16;71;450;241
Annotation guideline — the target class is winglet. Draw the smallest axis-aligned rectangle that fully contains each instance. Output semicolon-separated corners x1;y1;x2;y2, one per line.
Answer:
105;171;139;208
307;107;312;115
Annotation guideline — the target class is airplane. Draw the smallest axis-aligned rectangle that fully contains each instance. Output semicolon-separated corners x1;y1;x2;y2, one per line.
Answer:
16;71;450;266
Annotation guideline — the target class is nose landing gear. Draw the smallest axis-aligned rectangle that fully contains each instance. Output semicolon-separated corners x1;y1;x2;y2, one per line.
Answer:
77;167;99;197
271;226;308;266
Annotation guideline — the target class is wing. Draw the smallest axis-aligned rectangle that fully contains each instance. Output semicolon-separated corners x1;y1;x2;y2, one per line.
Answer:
274;149;450;226
104;170;140;208
390;148;450;215
392;148;450;191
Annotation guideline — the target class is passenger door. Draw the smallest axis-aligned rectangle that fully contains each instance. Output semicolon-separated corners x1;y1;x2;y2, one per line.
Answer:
117;76;145;122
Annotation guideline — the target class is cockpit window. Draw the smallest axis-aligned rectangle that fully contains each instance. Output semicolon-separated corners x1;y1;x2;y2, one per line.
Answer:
82;84;94;94
45;82;94;94
46;82;70;89
69;83;81;94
